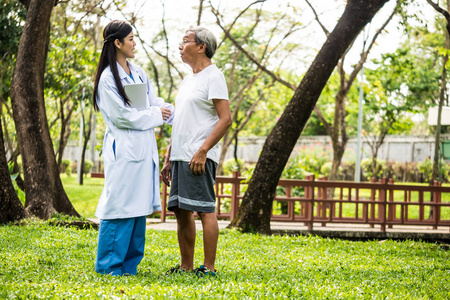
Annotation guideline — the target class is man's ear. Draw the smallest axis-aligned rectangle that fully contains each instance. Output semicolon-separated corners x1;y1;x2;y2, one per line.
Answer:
198;43;206;54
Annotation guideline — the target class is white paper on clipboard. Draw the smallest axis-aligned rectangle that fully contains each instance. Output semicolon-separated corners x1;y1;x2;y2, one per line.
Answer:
124;83;147;110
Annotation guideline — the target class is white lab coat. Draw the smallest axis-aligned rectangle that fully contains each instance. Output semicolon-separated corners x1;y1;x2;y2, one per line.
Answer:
95;61;174;220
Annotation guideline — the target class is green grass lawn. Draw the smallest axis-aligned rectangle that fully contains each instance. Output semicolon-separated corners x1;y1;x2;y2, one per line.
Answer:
0;220;449;299
62;174;103;218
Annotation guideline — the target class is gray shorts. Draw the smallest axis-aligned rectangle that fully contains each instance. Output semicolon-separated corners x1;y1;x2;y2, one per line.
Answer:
168;159;217;213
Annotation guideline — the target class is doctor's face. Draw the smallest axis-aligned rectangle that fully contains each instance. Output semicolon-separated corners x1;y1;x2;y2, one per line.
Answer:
115;31;136;59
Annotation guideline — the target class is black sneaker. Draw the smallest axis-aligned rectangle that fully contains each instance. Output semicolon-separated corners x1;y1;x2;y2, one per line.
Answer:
194;265;216;277
165;264;189;275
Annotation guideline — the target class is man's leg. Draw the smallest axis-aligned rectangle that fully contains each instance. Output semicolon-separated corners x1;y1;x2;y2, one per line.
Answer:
174;207;196;271
198;212;219;271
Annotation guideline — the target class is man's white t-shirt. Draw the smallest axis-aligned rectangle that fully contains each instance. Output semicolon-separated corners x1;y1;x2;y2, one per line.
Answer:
170;64;229;164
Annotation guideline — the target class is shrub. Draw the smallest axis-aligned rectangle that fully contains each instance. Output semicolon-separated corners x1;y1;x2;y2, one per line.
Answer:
83;159;93;174
389;161;418;182
340;161;355;181
282;156;305;180
361;158;386;180
417;158;450;183
61;159;71;174
222;158;245;176
8;161;25;203
320;162;332;178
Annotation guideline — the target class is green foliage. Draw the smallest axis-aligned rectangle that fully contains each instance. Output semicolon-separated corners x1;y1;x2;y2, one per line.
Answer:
0;0;26;57
7;161;25;204
222;158;245;176
281;156;305;180
61;159;72;175
417;159;449;183
361;158;386;181
0;221;449;299
315;72;361;137
282;144;332;179
389;161;417;182
83;159;94;174
364;44;437;138
45;33;98;151
320;161;333;177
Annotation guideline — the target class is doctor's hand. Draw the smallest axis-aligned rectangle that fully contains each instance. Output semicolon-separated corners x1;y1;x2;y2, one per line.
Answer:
189;149;207;176
161;161;171;186
160;107;172;121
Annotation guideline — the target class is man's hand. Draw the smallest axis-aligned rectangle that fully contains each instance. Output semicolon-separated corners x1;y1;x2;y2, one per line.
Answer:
189;149;207;176
161;161;171;186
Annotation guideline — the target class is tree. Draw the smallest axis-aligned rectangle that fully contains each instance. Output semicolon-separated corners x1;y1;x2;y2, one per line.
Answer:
363;47;430;178
210;1;306;173
10;0;79;219
426;0;450;184
228;0;390;234
305;0;400;181
0;0;27;191
0;114;26;224
213;0;399;181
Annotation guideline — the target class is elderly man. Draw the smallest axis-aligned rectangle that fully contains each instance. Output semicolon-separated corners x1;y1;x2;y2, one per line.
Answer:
161;26;232;276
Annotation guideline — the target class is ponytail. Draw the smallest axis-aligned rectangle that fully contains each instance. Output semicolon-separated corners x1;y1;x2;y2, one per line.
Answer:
93;20;132;111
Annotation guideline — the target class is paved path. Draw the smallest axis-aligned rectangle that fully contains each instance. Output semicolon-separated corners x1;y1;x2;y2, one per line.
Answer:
88;218;450;242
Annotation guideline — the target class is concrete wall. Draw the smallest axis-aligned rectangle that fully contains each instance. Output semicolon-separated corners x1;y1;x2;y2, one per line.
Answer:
222;134;449;164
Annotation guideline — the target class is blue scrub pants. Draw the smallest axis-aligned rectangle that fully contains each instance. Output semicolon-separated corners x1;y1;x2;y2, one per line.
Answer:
95;216;146;276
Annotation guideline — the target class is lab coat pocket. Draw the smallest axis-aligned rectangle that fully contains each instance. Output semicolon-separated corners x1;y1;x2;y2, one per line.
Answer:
123;131;148;162
103;133;116;162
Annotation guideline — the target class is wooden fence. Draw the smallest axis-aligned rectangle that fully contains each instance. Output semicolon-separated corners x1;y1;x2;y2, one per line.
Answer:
92;172;450;232
159;172;450;232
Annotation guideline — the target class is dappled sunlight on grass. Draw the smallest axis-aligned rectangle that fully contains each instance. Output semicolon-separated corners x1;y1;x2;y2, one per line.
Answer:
0;221;449;299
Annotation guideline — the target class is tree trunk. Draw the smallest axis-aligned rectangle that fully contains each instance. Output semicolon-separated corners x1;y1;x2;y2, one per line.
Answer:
228;0;389;234
1;107;25;191
0;118;26;224
78;109;93;185
431;17;449;184
10;0;80;219
56;100;75;169
426;0;450;219
328;91;348;181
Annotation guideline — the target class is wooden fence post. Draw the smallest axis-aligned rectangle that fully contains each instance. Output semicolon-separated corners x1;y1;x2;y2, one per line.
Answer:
230;171;240;222
379;178;388;232
286;186;295;221
307;175;315;231
370;177;376;228
318;176;327;226
388;178;395;229
433;180;440;230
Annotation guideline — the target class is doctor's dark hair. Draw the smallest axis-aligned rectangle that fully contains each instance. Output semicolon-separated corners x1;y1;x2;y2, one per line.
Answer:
93;20;132;111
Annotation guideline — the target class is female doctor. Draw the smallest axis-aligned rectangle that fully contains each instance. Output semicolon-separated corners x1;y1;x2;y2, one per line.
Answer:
92;20;173;276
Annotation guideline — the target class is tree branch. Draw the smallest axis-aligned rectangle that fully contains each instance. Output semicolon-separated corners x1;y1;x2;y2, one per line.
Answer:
346;0;399;93
213;0;266;48
211;3;296;90
426;0;450;36
304;0;329;37
197;0;204;25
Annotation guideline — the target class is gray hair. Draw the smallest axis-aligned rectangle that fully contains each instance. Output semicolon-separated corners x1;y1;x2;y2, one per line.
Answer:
186;26;217;59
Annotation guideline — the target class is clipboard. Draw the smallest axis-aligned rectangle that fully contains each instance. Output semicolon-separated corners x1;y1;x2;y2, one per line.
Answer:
124;83;147;110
